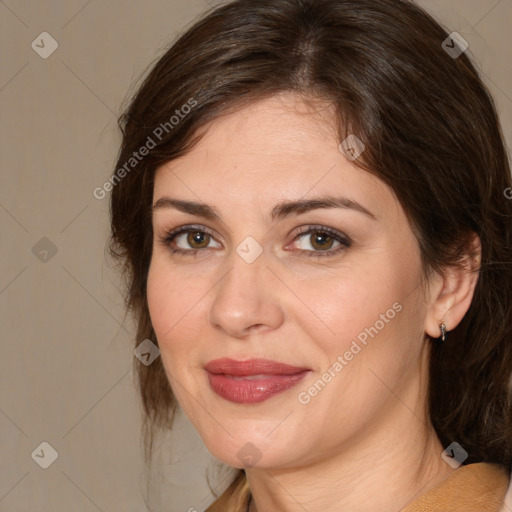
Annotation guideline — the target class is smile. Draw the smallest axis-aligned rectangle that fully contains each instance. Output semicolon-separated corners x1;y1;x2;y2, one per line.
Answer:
204;358;311;404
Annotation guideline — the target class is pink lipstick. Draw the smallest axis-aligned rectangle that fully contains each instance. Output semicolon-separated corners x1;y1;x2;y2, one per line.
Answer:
205;358;310;403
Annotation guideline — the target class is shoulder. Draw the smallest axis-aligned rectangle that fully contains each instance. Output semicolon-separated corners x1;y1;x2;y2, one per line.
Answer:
205;463;510;512
401;462;510;512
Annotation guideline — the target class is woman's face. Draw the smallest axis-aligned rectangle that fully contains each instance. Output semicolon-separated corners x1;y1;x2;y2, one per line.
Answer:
147;93;432;469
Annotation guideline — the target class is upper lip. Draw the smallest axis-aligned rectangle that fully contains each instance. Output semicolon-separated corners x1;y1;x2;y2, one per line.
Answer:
204;358;309;376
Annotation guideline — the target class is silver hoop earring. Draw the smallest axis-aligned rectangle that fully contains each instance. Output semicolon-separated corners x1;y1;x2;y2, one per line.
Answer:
439;322;447;342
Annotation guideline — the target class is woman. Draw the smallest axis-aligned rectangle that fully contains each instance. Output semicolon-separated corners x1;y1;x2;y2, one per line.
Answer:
109;0;512;510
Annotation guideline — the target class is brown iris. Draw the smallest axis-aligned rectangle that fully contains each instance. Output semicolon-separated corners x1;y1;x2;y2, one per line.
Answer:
309;232;335;251
187;231;211;249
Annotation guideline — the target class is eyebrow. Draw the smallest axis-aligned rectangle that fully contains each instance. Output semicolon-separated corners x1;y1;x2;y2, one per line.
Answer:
152;195;378;222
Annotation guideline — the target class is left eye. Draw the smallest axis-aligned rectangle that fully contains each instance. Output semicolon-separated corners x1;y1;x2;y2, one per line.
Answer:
294;231;340;251
290;228;351;255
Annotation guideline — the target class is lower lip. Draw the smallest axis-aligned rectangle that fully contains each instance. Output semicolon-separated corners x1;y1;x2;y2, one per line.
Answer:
207;371;309;403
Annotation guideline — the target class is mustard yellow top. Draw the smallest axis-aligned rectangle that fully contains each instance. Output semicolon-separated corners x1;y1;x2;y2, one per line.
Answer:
205;463;510;512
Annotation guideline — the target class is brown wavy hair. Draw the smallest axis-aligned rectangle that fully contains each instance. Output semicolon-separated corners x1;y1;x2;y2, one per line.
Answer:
109;0;512;508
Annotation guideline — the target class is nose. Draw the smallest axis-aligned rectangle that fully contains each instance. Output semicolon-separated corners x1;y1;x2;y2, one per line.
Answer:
208;251;285;339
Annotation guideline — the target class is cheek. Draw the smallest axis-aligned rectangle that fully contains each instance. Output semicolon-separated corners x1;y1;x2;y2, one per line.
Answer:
146;260;192;372
147;256;200;337
146;260;202;400
302;263;410;350
146;256;214;391
310;256;424;384
146;263;172;336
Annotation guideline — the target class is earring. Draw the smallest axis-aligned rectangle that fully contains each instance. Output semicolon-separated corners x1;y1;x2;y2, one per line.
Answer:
439;322;447;342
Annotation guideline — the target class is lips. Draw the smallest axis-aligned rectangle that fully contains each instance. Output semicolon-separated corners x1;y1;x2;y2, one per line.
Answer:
205;358;310;404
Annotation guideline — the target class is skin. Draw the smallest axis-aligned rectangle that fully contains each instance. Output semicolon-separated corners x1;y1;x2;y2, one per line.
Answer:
147;92;480;512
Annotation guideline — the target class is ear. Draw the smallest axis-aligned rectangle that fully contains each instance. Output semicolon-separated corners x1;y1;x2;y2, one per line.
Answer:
424;233;481;339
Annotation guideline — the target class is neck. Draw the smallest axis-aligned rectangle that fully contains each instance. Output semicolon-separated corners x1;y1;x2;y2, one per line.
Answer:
247;425;453;512
246;367;455;512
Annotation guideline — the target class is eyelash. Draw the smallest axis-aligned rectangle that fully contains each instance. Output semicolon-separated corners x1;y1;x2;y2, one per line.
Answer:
158;224;352;259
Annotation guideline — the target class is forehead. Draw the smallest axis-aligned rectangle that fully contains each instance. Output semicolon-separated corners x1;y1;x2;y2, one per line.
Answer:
152;93;396;220
193;93;339;155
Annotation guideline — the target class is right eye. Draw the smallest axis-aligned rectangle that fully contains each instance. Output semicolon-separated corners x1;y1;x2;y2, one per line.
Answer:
159;225;222;255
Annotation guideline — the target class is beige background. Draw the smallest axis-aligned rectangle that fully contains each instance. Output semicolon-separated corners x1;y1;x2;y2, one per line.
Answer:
1;1;511;511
